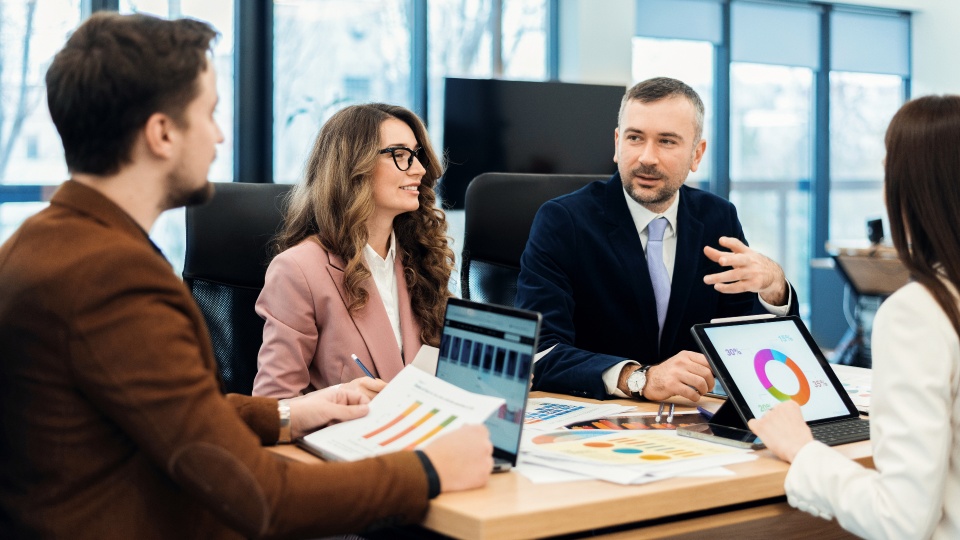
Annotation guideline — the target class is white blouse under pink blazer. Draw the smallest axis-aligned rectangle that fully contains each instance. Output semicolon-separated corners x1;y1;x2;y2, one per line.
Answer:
252;238;423;398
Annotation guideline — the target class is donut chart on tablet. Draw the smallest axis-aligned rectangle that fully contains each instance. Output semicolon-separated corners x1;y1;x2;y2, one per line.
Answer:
754;348;810;405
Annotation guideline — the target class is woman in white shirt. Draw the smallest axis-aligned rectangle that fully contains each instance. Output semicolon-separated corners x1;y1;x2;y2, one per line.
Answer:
252;104;454;398
749;95;960;539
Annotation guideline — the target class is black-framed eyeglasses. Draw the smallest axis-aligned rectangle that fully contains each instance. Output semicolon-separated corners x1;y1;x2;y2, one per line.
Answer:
379;146;426;172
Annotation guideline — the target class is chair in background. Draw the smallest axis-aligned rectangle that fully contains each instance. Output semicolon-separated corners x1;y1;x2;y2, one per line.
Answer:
183;182;294;395
460;172;607;306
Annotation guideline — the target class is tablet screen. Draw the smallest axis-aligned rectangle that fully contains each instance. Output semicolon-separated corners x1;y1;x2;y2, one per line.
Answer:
699;318;851;422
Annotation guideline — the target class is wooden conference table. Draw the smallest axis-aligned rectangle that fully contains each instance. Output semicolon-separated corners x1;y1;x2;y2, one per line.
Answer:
269;392;872;540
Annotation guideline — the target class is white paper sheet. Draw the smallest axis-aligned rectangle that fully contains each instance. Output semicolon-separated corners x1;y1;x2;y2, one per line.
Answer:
301;365;503;461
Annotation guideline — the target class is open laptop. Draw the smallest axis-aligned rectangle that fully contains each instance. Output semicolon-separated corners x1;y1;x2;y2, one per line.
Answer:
435;298;541;472
690;316;870;447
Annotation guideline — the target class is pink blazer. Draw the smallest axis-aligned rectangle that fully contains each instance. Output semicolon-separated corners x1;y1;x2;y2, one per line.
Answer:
252;239;423;398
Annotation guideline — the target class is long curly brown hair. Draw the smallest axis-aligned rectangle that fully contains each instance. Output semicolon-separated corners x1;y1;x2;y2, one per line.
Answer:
273;103;454;346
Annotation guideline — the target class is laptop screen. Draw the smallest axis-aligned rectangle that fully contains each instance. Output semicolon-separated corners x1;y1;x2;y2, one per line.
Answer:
435;299;541;463
693;317;857;424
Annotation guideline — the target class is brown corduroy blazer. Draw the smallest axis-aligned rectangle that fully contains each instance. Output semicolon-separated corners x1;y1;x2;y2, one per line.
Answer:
0;180;429;539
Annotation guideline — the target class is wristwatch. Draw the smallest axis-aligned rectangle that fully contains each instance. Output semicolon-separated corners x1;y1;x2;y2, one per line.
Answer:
277;399;292;444
626;365;651;398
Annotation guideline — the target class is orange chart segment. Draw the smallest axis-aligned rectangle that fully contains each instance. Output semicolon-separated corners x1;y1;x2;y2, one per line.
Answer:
379;408;440;446
363;401;422;439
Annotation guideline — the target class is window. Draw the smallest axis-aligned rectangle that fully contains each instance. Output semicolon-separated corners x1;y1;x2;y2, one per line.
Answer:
26;136;39;160
273;0;414;184
501;0;547;80
343;76;373;103
729;64;814;315
828;10;909;243
727;2;820;317
829;72;902;241
0;0;80;241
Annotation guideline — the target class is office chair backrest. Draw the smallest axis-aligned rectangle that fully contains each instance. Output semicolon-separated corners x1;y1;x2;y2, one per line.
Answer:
461;172;607;306
183;182;294;395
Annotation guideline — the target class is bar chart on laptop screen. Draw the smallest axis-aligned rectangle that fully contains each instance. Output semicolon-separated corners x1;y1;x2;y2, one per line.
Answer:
437;305;536;451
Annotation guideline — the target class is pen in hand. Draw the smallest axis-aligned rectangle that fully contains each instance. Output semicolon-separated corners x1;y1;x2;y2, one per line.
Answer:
351;354;375;378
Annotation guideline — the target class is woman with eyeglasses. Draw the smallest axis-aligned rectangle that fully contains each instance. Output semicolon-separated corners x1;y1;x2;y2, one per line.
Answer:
252;103;454;398
749;95;960;539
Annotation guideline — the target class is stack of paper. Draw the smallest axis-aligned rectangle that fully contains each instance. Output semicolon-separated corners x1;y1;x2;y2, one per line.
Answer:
520;430;756;485
523;397;634;432
300;366;504;461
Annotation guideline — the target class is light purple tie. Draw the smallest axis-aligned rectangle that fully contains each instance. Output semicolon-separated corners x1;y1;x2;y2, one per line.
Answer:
646;217;670;340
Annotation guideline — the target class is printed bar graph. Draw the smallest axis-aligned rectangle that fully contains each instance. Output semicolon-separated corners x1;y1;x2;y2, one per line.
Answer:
405;415;458;450
379;408;440;446
363;401;421;439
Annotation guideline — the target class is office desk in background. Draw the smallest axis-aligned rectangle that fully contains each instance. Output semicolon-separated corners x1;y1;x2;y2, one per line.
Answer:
825;240;910;367
270;392;871;540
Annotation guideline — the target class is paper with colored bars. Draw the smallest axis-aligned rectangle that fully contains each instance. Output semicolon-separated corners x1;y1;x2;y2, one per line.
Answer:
300;365;505;461
523;397;634;432
520;430;756;485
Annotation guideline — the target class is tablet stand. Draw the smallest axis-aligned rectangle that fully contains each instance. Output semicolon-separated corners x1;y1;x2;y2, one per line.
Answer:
708;400;750;430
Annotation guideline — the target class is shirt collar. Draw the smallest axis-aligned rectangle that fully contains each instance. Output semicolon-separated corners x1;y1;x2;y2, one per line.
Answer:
621;187;680;237
363;230;397;266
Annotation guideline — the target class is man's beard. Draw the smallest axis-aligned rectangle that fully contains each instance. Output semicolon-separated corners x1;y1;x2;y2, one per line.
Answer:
165;175;214;209
622;164;676;208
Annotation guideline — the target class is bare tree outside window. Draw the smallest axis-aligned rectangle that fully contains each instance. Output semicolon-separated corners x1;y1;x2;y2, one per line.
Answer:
0;0;39;180
273;0;412;184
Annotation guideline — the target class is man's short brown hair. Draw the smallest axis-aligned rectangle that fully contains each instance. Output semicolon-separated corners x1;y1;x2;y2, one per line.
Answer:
618;77;705;142
46;12;217;175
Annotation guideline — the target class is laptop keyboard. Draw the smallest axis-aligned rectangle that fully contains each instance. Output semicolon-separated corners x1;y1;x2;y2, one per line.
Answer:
810;418;870;446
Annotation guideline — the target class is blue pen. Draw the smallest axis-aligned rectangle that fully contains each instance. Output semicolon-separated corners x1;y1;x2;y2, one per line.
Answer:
697;406;715;421
351;354;375;378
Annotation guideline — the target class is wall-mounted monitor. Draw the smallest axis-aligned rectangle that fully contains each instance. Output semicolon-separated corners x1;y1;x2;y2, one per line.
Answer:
440;78;625;208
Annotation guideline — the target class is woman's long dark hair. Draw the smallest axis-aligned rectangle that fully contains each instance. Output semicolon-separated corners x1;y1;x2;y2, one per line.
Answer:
885;95;960;337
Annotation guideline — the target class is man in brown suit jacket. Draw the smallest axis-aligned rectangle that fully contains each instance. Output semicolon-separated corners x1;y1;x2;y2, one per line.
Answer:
0;12;492;539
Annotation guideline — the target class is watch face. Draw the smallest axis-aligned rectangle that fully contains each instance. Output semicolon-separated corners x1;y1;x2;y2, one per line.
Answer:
628;370;646;394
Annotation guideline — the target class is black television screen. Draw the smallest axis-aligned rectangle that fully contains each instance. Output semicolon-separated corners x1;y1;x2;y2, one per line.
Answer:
439;78;626;208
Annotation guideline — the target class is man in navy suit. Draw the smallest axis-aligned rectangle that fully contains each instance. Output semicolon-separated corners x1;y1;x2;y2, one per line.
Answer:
516;77;797;402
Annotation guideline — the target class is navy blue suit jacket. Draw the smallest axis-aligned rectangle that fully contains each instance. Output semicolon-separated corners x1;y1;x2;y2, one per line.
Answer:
516;174;799;399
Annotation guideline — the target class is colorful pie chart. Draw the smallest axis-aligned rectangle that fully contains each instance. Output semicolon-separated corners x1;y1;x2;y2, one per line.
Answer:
754;348;810;405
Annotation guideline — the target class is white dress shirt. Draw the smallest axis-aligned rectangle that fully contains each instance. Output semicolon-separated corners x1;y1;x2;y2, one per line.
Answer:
363;232;402;351
602;188;793;397
784;281;960;540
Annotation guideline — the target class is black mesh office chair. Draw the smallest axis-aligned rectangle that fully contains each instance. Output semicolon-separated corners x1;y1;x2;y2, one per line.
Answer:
460;172;607;306
183;182;294;395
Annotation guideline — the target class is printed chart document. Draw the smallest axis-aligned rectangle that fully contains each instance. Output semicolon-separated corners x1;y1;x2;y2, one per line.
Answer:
301;366;504;461
524;397;634;432
520;430;755;485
